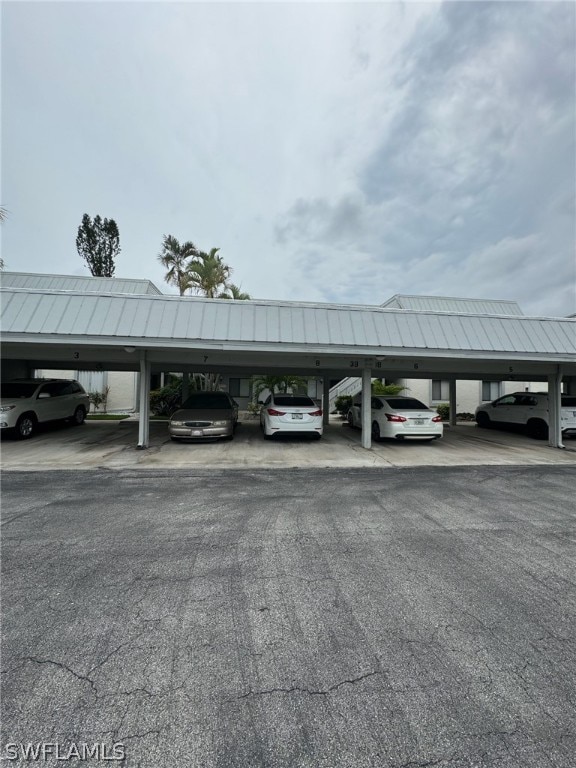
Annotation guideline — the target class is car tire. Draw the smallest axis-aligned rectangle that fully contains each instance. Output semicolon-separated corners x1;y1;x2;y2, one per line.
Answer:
476;411;491;429
527;419;548;440
313;433;322;440
71;406;86;426
372;421;381;441
347;410;354;428
170;436;182;442
15;413;36;440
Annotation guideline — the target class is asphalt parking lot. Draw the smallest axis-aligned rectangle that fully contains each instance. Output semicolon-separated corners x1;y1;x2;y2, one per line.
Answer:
2;466;575;767
1;416;576;470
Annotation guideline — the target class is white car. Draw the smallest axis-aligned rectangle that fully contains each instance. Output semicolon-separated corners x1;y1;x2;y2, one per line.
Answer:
348;395;443;441
259;393;323;439
0;378;90;439
475;391;576;440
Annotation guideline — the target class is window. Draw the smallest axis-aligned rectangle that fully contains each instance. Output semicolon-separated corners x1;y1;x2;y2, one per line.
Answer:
228;378;251;397
431;380;449;401
482;381;501;401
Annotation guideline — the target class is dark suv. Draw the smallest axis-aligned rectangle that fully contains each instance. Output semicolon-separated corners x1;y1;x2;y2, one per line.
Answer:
0;379;90;439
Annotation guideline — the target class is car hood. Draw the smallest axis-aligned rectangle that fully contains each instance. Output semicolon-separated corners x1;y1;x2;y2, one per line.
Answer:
0;397;26;406
171;407;233;422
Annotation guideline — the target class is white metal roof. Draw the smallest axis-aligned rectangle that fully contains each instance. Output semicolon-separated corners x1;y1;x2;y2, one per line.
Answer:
381;294;524;315
1;287;574;362
0;271;163;295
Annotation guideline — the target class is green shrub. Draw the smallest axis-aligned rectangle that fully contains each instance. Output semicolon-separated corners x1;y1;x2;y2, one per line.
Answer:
436;403;450;421
334;395;353;415
150;379;183;417
371;381;405;396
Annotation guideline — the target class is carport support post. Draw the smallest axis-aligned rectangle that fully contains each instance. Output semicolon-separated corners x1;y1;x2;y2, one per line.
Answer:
361;367;372;449
547;370;563;449
138;353;151;449
322;377;330;427
449;380;457;427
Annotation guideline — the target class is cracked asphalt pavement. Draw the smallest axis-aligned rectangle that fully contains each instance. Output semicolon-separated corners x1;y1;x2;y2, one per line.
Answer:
1;466;575;767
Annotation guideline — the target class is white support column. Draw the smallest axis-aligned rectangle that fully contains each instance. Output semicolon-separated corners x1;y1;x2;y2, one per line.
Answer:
547;370;563;449
361;367;372;449
322;377;330;427
449;380;457;427
138;352;151;449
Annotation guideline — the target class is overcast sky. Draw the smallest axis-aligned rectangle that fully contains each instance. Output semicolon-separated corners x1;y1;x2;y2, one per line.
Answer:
2;1;575;316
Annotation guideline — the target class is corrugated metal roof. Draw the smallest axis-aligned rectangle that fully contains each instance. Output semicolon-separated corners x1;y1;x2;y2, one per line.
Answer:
1;287;575;360
0;271;163;295
381;294;524;315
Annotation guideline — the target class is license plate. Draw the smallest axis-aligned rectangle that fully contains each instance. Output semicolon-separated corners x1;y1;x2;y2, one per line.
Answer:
192;430;202;436
413;419;425;425
292;413;303;420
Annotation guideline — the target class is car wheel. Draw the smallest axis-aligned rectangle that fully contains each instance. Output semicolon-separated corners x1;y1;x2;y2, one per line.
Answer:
527;419;548;440
170;436;182;442
476;411;491;428
71;406;86;426
347;410;355;428
372;421;381;441
15;413;36;440
223;433;234;441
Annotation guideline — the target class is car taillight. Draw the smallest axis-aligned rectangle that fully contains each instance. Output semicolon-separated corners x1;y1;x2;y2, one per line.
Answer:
385;413;407;422
267;408;286;416
431;415;442;422
309;409;323;416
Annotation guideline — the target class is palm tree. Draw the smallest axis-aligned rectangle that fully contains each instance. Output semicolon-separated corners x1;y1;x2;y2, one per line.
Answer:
219;283;252;300
252;374;308;400
186;248;231;298
158;235;199;295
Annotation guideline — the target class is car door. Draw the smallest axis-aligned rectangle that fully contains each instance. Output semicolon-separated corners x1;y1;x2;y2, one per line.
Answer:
35;382;62;423
507;394;534;425
489;394;516;425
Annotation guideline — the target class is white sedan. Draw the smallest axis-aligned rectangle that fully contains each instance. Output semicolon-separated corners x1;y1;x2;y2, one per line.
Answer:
348;395;443;441
259;394;323;439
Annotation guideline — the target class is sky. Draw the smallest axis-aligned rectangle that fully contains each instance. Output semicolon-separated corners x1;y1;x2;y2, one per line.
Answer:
2;0;575;317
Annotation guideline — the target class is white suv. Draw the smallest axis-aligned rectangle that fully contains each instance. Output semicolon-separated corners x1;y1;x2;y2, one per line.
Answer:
0;379;90;439
475;392;576;440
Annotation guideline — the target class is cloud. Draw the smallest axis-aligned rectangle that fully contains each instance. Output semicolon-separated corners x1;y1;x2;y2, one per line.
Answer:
275;1;576;315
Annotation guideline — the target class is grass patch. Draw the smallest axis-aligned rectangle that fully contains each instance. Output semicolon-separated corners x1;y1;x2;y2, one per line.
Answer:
87;414;130;421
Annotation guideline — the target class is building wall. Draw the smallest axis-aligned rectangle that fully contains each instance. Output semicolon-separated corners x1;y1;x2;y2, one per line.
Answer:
35;369;137;412
398;378;547;413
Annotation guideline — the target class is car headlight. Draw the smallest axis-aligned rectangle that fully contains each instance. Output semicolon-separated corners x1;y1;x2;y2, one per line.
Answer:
170;420;185;426
0;405;16;413
212;420;228;426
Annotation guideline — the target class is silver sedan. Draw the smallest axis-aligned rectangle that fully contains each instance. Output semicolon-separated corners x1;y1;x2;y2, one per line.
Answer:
169;392;238;441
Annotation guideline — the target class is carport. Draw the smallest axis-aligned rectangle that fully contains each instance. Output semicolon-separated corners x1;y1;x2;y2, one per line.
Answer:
1;285;575;451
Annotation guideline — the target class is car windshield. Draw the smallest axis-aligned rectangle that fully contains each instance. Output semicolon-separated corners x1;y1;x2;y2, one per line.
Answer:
383;398;429;410
273;396;315;407
181;394;232;409
1;382;38;398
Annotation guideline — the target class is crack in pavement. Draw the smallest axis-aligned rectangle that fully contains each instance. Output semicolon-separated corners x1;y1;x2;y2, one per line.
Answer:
21;656;98;696
230;670;380;700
